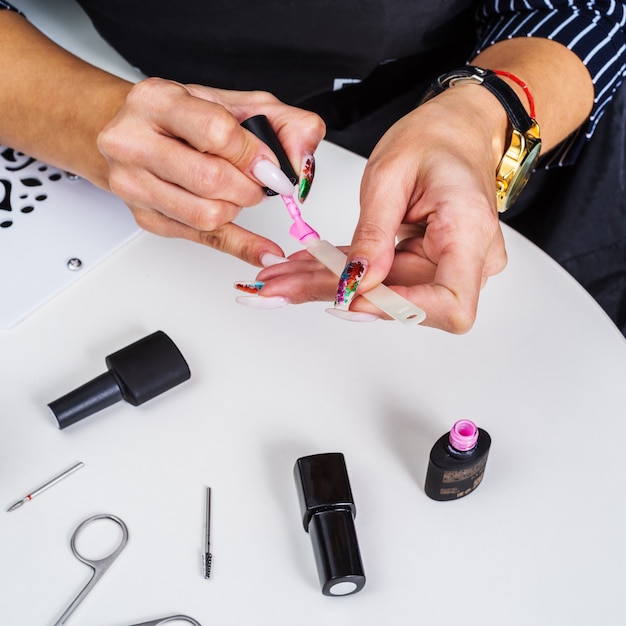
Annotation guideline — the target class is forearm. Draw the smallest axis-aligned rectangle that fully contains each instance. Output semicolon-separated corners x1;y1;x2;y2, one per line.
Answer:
0;11;133;189
474;1;626;164
472;37;594;153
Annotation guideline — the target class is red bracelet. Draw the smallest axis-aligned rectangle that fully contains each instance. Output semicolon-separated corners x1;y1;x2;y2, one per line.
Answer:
493;69;536;119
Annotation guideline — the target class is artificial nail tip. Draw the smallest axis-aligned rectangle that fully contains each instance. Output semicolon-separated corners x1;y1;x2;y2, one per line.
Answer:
325;308;379;323
236;295;292;309
234;281;264;294
298;155;315;202
260;253;289;267
252;159;296;196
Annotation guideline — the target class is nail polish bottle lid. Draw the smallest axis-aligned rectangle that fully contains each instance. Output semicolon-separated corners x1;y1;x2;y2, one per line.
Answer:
48;330;191;429
294;453;366;596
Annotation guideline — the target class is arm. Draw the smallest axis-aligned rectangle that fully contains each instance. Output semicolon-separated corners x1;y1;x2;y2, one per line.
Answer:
0;8;326;264
255;2;625;331
0;9;133;188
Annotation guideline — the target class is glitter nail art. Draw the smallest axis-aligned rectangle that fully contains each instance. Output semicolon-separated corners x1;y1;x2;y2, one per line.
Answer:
298;155;315;202
335;260;367;310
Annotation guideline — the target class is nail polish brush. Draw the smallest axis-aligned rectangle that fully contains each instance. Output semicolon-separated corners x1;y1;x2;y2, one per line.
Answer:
242;115;426;325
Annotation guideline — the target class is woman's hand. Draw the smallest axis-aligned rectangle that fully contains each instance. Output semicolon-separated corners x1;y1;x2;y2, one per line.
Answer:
250;85;510;332
98;78;325;265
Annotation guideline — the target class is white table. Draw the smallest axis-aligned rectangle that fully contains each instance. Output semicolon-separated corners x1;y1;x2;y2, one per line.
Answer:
2;3;626;625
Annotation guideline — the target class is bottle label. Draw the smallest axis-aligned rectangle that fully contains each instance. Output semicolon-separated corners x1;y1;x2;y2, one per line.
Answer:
439;456;488;498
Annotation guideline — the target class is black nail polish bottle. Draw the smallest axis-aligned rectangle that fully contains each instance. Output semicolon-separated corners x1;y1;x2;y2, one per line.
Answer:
294;453;366;596
241;114;298;194
48;330;191;429
424;420;491;501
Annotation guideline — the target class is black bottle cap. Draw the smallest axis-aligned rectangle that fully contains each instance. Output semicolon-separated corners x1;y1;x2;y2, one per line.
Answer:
294;453;366;596
48;331;191;430
241;114;298;194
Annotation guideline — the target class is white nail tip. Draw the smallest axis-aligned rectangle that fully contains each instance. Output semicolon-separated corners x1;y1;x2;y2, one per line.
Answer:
260;253;289;267
252;160;296;196
236;295;291;309
325;308;379;323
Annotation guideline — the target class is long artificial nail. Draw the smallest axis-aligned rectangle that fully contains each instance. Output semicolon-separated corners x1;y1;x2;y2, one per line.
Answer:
252;159;296;196
334;259;368;310
298;155;315;202
234;281;265;294
260;253;289;267
325;308;379;323
236;295;292;309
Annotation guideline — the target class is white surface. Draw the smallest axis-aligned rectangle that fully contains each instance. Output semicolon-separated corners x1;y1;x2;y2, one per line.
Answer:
0;149;139;328
2;3;626;625
1;141;625;626
0;0;142;328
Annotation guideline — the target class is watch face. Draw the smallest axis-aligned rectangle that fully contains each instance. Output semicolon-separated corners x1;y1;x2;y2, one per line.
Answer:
496;123;541;212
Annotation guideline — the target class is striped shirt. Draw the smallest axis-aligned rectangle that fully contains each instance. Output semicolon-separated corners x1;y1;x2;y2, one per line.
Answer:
476;1;626;165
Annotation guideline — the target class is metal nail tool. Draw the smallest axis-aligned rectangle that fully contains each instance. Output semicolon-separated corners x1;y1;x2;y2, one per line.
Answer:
54;513;202;625
203;487;212;579
6;461;84;512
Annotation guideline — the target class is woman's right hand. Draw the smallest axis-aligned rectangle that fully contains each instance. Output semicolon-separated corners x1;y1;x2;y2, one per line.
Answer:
98;78;326;264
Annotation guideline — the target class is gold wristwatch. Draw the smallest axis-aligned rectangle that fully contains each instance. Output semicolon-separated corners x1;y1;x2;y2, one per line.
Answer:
420;66;541;212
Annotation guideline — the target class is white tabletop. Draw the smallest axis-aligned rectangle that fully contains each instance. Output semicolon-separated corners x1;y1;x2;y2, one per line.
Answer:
3;3;626;625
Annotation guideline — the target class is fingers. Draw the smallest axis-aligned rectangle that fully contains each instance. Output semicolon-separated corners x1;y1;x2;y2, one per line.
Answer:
99;79;287;201
255;257;338;302
97;77;326;259
325;100;511;333
131;205;285;266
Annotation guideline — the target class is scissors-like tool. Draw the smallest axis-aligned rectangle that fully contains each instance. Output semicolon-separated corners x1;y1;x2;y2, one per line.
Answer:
128;617;202;626
54;513;202;626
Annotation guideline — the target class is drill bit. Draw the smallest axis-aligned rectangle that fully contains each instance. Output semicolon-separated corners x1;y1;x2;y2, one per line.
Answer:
203;486;212;579
6;461;84;512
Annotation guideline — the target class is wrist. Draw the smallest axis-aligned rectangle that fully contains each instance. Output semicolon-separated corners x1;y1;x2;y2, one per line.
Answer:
419;66;542;212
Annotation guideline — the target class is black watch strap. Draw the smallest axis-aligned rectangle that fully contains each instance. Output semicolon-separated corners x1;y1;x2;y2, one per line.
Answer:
419;66;535;133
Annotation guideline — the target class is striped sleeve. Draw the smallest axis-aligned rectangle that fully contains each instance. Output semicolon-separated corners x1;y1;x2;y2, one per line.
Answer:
474;1;626;166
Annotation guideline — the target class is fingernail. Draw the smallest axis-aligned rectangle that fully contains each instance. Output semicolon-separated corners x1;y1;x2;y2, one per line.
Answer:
298;154;315;202
325;308;379;322
234;281;265;294
252;159;296;196
236;295;292;309
334;259;368;310
260;253;288;267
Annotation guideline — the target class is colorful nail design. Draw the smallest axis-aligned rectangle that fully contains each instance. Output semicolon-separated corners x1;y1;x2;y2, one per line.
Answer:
234;281;264;294
298;155;315;202
334;260;367;310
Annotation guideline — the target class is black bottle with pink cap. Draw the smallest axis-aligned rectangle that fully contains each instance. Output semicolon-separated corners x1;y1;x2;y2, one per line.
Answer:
424;419;491;501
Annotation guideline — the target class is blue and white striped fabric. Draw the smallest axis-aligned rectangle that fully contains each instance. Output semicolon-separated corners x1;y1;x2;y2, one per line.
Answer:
476;1;626;165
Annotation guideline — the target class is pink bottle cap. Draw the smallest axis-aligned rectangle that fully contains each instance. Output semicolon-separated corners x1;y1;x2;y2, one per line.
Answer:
449;419;479;451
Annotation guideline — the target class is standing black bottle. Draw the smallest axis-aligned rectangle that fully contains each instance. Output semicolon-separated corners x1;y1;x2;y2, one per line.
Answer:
424;419;491;501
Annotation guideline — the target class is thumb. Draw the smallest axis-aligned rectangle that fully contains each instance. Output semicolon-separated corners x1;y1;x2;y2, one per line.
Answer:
342;178;408;296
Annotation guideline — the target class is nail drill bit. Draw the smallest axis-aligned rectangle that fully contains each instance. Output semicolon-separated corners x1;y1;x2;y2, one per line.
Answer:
6;461;84;512
203;486;212;579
